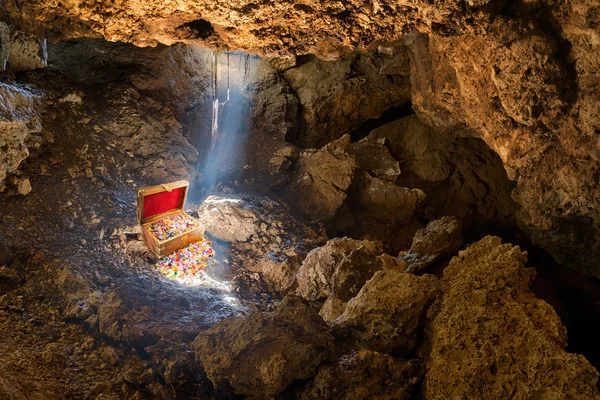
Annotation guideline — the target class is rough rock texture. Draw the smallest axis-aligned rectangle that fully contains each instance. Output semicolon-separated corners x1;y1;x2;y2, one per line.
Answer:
43;82;200;184
368;115;517;228
279;134;426;252
194;295;334;399
422;236;600;399
406;18;600;277
284;48;411;148
1;0;493;57
296;237;383;302
318;295;347;322
197;196;256;242
400;216;463;274
279;135;356;222
332;270;439;357
299;350;423;400
199;193;323;298
0;82;42;192
7;30;47;72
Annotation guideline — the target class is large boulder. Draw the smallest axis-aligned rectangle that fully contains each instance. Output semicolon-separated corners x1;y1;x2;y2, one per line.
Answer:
422;236;600;399
400;216;463;274
279;135;356;222
298;350;423;400
295;237;383;302
194;295;334;398
332;270;439;357
197;195;257;242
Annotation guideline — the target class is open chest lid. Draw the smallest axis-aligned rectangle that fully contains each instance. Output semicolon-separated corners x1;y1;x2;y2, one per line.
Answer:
136;180;189;224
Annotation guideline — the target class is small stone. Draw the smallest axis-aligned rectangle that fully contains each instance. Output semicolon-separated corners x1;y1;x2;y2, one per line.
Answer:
16;178;32;195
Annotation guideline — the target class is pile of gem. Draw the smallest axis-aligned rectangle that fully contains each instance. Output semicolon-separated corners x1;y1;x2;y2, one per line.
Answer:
156;238;215;281
147;213;200;241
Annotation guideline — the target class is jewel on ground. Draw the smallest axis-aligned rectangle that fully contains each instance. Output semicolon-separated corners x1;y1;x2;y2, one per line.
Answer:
156;238;215;281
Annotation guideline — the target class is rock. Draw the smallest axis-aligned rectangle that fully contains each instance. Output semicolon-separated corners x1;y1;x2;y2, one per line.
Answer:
0;23;9;71
400;216;463;274
284;48;411;147
332;270;439;357
279;135;356;222
296;238;383;302
331;239;386;301
99;346;120;365
347;137;401;181
197;195;257;242
0;366;66;400
194;295;334;398
0;82;42;192
319;295;347;321
14;178;32;195
245;256;297;294
343;172;426;252
299;350;423;400
367;115;516;228
146;339;214;396
422;236;600;399
7;30;48;72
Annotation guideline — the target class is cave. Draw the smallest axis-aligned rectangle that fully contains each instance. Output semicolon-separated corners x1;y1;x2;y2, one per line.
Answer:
2;2;600;399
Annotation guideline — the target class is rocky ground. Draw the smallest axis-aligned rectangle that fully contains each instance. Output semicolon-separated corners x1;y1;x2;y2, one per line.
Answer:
2;15;600;400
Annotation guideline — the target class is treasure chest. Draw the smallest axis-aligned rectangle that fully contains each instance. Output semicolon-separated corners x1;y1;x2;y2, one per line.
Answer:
136;180;204;258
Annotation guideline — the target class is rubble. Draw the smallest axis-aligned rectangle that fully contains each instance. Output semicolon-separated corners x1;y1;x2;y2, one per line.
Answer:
279;135;356;222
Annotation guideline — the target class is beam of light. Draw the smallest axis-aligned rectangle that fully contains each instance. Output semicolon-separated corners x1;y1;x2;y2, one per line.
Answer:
202;50;259;195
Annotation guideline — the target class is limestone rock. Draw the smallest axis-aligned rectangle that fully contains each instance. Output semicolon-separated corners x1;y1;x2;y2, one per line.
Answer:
296;238;383;302
14;178;32;195
197;195;256;242
0;82;42;192
422;236;600;399
279;135;356;222
7;30;48;72
400;216;463;274
332;270;439;357
406;21;600;277
299;350;423;400
0;23;9;71
319;295;347;322
368;115;516;228
348;137;401;182
194;295;334;398
348;172;426;243
284;49;411;147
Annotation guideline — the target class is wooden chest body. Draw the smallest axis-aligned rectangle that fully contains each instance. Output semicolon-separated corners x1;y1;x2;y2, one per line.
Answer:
136;180;204;258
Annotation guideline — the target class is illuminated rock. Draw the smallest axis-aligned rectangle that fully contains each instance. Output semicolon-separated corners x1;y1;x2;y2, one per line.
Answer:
422;236;600;399
197;195;257;242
